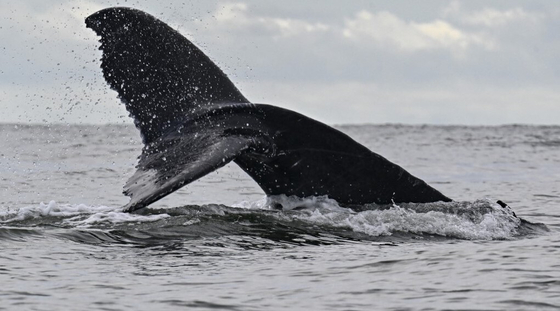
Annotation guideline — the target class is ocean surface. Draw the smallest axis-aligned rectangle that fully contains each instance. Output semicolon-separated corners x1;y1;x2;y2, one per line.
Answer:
1;123;559;310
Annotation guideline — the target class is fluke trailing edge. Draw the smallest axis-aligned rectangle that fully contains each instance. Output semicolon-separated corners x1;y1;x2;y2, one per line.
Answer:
85;7;452;212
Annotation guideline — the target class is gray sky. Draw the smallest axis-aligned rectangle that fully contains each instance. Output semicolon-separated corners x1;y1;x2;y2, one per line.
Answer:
1;0;559;125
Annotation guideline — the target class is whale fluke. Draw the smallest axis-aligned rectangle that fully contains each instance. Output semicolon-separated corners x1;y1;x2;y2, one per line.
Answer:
86;7;248;144
86;7;452;212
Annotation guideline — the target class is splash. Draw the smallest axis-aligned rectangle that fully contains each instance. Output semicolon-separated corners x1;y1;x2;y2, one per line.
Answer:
0;201;169;227
235;195;524;240
0;197;539;242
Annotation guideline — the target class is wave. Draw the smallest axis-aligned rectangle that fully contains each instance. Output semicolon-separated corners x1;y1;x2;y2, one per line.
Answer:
0;197;548;247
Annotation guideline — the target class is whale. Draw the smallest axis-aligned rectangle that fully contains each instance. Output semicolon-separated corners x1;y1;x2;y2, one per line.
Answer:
85;7;452;212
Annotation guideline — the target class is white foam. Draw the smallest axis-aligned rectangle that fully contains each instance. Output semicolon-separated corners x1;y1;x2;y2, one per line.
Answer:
231;196;269;210
1;198;522;240
236;196;521;240
0;201;169;227
234;195;347;212
298;203;520;240
69;210;170;227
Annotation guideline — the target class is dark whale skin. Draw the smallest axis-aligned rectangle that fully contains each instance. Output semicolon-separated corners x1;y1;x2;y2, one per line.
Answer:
86;7;451;212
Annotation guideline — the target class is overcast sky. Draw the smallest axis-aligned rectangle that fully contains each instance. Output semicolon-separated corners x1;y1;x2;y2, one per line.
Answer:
1;0;559;125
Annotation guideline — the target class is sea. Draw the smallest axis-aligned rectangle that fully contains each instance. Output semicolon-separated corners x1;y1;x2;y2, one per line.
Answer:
1;123;559;311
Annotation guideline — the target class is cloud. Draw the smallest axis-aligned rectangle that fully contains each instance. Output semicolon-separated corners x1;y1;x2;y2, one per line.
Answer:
210;4;495;58
1;1;559;125
441;1;544;29
342;10;494;55
212;2;330;38
463;7;538;27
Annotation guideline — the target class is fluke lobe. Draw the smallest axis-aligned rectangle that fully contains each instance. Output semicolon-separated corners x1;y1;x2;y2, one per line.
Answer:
85;7;452;212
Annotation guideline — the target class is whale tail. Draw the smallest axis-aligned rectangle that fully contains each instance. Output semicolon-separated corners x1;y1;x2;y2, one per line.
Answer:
86;7;248;144
87;7;258;211
87;7;451;212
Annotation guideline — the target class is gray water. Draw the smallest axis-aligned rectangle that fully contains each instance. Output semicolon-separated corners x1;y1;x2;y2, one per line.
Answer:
1;123;559;310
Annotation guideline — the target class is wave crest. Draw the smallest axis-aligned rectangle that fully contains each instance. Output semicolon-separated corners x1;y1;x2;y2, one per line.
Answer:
0;197;546;245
